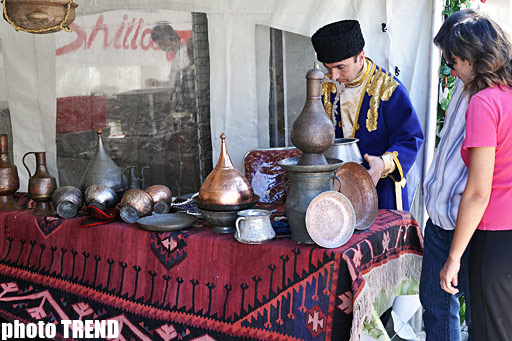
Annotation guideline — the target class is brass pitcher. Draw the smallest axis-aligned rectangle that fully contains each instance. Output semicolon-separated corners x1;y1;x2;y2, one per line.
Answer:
23;152;57;216
0;135;19;211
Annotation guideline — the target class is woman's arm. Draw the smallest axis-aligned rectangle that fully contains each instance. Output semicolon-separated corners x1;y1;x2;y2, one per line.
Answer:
440;146;495;294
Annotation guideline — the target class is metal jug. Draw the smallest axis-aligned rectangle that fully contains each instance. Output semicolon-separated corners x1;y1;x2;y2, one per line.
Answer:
0;135;19;212
23;151;57;216
122;165;149;190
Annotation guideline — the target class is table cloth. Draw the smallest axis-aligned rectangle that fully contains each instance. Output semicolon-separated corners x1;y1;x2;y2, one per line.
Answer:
0;195;422;340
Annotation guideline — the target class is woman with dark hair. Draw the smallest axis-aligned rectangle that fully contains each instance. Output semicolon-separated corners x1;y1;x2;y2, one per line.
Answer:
436;9;512;340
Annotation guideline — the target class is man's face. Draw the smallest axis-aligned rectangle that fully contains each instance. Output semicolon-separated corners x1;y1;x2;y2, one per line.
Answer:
323;51;365;84
156;36;179;53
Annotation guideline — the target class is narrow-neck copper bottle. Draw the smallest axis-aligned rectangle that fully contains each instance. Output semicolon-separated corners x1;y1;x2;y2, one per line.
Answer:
0;135;19;211
291;68;335;165
80;129;124;193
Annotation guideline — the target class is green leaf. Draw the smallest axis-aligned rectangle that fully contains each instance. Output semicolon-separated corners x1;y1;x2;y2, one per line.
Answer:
440;97;450;111
441;64;452;76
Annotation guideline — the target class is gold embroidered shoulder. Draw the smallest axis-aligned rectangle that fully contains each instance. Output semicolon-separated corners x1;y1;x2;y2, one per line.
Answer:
365;67;399;132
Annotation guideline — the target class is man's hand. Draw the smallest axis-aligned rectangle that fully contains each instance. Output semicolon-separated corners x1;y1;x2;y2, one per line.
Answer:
364;153;384;185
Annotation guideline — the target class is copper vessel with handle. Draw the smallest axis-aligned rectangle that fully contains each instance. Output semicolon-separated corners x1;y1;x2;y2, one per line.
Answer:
0;135;19;211
23;151;57;216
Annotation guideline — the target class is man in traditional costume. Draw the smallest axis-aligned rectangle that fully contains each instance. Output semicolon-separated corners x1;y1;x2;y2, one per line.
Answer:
311;20;424;210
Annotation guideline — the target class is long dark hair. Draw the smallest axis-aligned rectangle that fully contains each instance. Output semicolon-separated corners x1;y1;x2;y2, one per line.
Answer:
434;9;512;97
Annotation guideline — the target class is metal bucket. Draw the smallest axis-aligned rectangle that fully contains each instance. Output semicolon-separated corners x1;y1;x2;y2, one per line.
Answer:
324;138;363;163
285;170;338;244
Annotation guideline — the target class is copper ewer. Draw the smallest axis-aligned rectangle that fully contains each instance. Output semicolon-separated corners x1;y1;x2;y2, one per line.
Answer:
23;151;57;216
198;133;254;206
0;135;19;211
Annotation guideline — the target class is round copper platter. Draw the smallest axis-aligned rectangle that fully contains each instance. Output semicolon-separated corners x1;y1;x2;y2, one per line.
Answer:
305;191;355;248
137;213;197;232
334;162;378;230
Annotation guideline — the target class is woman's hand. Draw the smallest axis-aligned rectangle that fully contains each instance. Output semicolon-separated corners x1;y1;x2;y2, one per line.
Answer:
440;256;461;295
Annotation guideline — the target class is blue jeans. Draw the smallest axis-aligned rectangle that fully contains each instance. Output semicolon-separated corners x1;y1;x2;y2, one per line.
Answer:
419;219;471;341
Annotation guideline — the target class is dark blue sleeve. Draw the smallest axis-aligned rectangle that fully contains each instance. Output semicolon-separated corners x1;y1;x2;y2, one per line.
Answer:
383;82;424;181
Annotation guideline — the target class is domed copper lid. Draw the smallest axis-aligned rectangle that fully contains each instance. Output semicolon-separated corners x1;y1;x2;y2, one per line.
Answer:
198;133;254;205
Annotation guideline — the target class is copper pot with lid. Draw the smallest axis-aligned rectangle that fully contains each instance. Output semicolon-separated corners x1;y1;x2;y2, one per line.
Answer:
197;133;255;207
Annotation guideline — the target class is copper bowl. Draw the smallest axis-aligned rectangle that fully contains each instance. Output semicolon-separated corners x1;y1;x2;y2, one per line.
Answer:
198;208;238;234
120;189;153;223
145;185;172;214
4;0;78;33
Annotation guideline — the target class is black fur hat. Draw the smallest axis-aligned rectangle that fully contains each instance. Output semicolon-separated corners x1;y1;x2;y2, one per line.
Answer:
311;20;365;63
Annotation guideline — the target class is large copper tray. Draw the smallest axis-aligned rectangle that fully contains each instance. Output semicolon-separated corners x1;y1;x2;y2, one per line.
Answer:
334;162;378;230
305;191;355;248
192;195;259;212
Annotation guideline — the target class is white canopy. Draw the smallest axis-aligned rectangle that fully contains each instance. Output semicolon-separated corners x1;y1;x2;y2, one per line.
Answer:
0;0;507;223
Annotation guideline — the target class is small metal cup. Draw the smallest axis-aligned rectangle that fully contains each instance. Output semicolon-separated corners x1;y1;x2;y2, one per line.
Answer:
235;209;275;244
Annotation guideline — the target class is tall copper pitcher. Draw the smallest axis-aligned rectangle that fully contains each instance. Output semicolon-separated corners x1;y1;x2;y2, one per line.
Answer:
23;152;57;216
0;135;19;211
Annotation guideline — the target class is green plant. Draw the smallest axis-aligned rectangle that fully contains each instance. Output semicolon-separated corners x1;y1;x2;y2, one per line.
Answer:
459;295;466;324
436;0;471;146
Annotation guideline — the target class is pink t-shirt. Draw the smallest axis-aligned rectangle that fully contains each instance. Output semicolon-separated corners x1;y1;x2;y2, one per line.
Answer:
461;85;512;230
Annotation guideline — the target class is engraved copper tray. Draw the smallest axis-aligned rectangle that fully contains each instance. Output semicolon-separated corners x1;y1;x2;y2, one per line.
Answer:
334;162;378;230
305;191;355;248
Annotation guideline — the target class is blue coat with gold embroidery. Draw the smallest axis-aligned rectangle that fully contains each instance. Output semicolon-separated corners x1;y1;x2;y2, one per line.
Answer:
322;62;424;210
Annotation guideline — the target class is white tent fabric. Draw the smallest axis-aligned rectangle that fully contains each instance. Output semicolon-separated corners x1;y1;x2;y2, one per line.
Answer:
1;0;509;339
0;0;438;199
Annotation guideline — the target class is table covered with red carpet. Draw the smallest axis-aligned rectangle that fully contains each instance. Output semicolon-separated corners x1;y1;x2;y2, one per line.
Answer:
0;197;423;340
